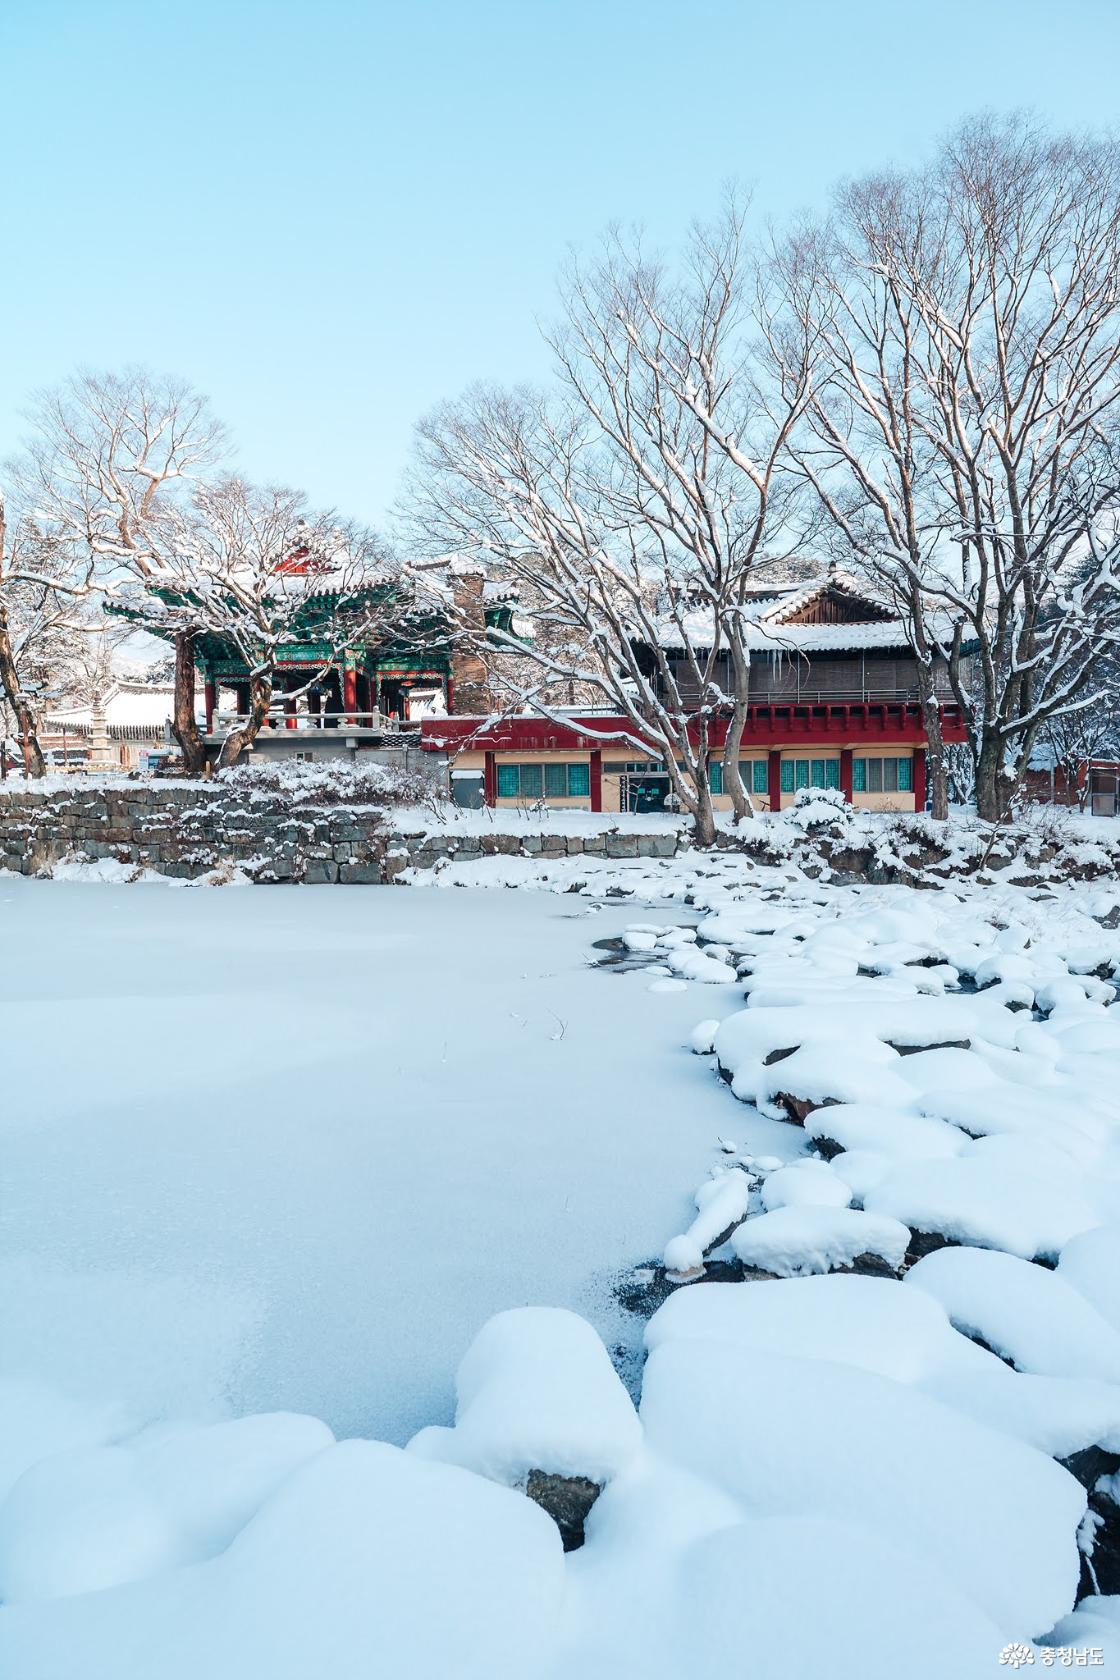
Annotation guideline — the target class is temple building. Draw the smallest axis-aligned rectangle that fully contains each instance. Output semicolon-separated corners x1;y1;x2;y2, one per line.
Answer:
419;571;969;814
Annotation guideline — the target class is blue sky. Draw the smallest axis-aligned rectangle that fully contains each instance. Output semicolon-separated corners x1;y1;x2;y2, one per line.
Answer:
2;0;1117;526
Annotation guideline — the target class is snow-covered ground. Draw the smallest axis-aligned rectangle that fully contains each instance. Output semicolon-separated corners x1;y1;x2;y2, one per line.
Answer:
2;859;1120;1676
0;877;763;1444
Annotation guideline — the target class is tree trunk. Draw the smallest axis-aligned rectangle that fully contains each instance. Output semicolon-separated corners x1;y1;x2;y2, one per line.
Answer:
172;632;206;775
217;674;272;769
721;641;755;821
0;603;45;777
974;730;1007;823
916;669;949;821
690;773;718;847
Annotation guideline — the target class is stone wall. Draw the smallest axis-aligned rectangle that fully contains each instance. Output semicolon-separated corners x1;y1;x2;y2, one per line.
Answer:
0;785;686;884
1;782;1115;887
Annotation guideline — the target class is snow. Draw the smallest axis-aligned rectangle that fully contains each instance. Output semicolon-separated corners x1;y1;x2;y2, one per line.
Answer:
864;1160;1103;1261
408;1307;641;1487
662;1169;753;1275
0;1413;334;1602
4;854;1120;1674
0;880;737;1445
0;1441;565;1680
1058;1226;1120;1333
906;1247;1120;1384
730;1204;911;1276
759;1158;852;1209
639;1337;1083;1637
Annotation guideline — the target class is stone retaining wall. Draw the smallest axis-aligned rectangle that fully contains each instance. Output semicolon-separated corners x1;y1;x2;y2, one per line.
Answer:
1;783;1115;887
0;785;686;883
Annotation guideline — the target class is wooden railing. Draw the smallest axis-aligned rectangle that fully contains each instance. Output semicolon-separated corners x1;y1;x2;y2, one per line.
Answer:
210;710;421;734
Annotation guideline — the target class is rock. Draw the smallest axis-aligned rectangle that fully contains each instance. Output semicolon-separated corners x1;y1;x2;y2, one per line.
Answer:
524;1470;601;1552
1060;1447;1120;1492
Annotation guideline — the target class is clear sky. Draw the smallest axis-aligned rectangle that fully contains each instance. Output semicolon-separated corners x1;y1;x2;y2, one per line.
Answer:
2;0;1117;526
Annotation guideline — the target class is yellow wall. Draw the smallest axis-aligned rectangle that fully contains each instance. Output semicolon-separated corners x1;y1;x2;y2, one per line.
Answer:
449;744;920;813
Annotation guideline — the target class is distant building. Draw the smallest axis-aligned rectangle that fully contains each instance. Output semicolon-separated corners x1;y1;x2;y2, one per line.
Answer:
40;681;181;772
421;571;969;815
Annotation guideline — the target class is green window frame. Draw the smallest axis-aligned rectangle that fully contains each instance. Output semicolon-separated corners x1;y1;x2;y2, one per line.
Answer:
750;759;769;795
795;759;810;789
708;762;724;795
780;760;795;793
497;761;592;800
853;756;913;794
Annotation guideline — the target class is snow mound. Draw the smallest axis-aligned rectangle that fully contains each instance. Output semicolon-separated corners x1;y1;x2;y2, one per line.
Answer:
0;1413;334;1603
865;1160;1103;1260
407;1306;641;1488
906;1246;1120;1384
640;1338;1084;1637
0;1441;564;1680
730;1205;910;1276
760;1159;852;1210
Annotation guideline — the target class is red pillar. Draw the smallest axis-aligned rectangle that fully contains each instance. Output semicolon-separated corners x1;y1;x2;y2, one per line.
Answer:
203;680;216;733
767;749;782;812
445;677;454;715
839;748;854;804
589;749;602;812
483;751;497;806
342;667;358;723
912;747;927;813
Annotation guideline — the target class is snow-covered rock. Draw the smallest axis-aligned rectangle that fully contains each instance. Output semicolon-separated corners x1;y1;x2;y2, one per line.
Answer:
407;1307;641;1489
730;1205;910;1277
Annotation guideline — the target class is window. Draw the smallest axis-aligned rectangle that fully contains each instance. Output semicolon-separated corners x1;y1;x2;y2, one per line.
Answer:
496;762;591;800
780;758;841;794
708;762;723;795
853;756;913;794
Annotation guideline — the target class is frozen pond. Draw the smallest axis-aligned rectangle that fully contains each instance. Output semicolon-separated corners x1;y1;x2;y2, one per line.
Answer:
0;880;749;1444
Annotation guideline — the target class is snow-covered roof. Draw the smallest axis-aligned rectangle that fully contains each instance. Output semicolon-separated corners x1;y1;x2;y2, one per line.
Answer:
45;682;175;730
647;568;919;653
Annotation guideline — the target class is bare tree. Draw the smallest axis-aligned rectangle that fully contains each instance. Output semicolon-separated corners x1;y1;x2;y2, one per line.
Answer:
767;208;958;817
407;206;812;844
777;116;1120;821
0;497;93;776
15;369;230;773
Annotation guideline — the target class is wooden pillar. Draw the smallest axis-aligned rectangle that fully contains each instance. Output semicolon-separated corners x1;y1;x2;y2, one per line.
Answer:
839;748;854;804
445;676;454;715
342;667;358;723
203;679;216;734
589;749;602;813
912;747;927;813
483;750;497;806
767;749;782;812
